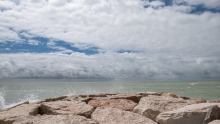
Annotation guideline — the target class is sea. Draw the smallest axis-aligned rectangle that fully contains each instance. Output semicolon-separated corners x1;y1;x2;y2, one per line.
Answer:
0;79;220;110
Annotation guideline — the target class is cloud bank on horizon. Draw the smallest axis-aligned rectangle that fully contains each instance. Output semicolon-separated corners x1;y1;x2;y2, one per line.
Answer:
0;0;220;80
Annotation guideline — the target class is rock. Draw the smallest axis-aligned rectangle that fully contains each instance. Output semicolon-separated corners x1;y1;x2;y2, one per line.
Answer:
156;103;220;124
161;92;180;98
14;114;98;124
91;106;157;124
137;92;162;96
35;96;67;104
209;120;220;124
64;95;92;103
209;100;220;103
88;99;137;111
188;98;207;103
204;106;220;124
133;96;190;121
107;92;143;103
180;96;190;100
40;100;94;118
88;93;118;97
0;103;39;124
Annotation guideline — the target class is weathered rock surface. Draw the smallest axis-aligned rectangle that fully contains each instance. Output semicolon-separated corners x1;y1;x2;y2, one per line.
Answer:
209;120;220;124
40;100;94;118
156;103;220;124
14;114;98;124
0;103;39;124
88;99;137;111
91;106;157;124
133;96;190;121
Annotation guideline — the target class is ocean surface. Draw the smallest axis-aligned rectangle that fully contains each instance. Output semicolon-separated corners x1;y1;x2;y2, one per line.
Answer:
0;79;220;110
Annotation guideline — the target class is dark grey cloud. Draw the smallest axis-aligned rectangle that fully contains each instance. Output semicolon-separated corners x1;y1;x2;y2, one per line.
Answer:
0;53;219;80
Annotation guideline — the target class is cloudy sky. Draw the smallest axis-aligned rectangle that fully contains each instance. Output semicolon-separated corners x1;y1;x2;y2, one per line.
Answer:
0;0;220;80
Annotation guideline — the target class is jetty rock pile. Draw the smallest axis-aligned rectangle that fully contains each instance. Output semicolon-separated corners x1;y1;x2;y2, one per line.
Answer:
0;91;220;124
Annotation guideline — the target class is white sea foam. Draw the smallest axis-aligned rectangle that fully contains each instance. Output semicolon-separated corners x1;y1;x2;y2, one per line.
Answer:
0;93;39;110
190;83;199;86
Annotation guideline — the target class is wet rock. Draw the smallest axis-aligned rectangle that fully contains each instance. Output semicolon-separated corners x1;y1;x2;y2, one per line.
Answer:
133;96;190;121
0;103;39;124
88;99;137;111
14;114;98;124
91;106;157;124
156;103;220;124
40;100;94;118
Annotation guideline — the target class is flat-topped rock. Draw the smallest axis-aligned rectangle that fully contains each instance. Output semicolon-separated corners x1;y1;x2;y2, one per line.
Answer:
40;100;94;118
88;99;137;111
91;106;157;124
14;114;98;124
0;103;39;124
156;103;220;124
133;96;190;121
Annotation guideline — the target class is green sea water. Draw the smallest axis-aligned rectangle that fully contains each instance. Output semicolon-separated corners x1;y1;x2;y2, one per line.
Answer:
0;79;220;110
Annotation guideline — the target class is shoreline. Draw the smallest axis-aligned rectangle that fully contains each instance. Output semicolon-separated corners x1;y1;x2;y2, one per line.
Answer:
0;91;220;124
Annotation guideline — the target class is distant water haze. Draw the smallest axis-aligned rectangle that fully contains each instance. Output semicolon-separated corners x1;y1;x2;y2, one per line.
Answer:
0;79;220;110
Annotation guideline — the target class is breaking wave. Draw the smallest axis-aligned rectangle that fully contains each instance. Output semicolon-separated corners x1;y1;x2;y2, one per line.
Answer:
0;91;39;110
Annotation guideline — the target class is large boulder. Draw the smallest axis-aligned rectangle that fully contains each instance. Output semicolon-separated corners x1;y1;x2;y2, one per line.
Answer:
13;114;98;124
133;96;190;121
88;99;137;111
91;106;157;124
40;101;94;118
156;103;220;124
0;103;39;124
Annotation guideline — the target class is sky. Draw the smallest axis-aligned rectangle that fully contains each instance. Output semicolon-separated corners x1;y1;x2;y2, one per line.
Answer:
0;0;220;81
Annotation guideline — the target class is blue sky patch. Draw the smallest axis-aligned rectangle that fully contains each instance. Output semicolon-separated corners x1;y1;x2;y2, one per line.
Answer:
143;0;220;13
0;36;99;55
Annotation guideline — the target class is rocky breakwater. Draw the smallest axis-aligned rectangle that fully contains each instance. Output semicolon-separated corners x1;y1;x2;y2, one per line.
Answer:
0;92;220;124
